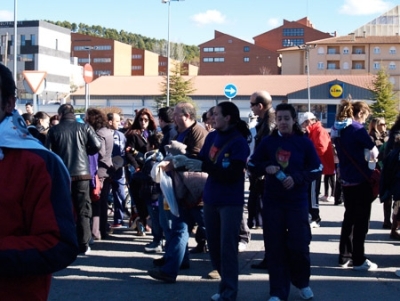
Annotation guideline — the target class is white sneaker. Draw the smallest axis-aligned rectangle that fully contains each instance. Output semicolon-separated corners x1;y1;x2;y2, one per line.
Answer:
268;297;282;301
319;195;329;202
339;259;353;268
84;246;91;255
238;242;247;252
299;286;314;300
395;270;400;277
310;218;321;228
353;259;378;271
210;293;220;301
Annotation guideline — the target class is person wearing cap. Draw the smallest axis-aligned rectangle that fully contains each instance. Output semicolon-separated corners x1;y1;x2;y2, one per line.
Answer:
299;112;335;228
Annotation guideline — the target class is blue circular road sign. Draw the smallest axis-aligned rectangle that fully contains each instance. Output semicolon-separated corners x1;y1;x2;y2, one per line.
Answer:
224;83;238;99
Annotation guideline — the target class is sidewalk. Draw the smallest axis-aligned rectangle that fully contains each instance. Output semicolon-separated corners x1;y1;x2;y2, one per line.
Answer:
49;199;400;301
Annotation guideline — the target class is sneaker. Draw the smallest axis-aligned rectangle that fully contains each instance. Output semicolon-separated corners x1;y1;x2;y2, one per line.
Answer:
353;259;378;271
84;246;91;255
129;213;140;229
310;218;321;228
268;297;282;301
395;270;400;277
210;293;220;301
299;286;314;300
145;242;163;253
207;269;221;280
148;268;176;283
111;223;127;229
136;221;146;236
238;242;247;252
319;195;329;202
339;259;353;268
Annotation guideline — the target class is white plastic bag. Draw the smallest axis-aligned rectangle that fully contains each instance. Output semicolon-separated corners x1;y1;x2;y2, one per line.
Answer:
160;169;179;217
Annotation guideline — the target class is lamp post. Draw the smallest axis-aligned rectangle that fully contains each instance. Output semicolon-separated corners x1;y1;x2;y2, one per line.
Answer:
162;0;183;107
83;46;94;110
298;44;316;112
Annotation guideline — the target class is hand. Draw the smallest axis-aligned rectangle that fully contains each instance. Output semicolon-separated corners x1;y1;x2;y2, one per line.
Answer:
172;155;188;168
185;159;202;172
282;176;294;190
266;165;280;175
158;160;173;171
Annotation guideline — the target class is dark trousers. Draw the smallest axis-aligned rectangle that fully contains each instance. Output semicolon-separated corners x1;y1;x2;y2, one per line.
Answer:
308;175;321;221
71;180;92;251
94;177;111;238
247;176;263;228
266;201;311;300
204;204;243;301
339;181;373;266
323;174;336;197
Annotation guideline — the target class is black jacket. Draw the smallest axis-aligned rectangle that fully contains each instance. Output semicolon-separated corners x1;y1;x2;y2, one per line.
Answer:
46;114;101;180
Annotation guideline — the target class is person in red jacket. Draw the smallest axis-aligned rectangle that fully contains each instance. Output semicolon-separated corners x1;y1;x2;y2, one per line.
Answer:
0;64;79;300
300;112;335;228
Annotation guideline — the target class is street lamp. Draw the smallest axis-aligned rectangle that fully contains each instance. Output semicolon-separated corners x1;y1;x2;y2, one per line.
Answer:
162;0;184;107
298;44;316;112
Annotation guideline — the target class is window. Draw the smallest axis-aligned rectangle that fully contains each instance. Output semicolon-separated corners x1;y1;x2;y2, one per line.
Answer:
283;28;304;36
244;46;250;52
30;34;36;46
354;48;363;54
132;66;142;70
327;48;337;54
203;57;224;63
55;39;58;50
374;47;380;54
93;58;111;63
327;63;337;69
78;58;90;64
373;62;381;69
159;62;167;66
20;35;25;46
203;47;225;52
389;46;396;54
353;63;363;69
94;70;111;75
343;47;349;54
132;54;142;59
389;62;396;70
203;47;213;52
317;62;324;69
282;39;304;47
244;57;250;62
214;47;225;52
73;45;111;51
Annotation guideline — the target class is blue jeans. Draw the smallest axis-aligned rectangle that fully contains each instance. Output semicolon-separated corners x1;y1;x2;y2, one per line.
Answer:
111;177;126;224
160;206;190;279
147;203;163;244
204;204;243;301
158;195;172;245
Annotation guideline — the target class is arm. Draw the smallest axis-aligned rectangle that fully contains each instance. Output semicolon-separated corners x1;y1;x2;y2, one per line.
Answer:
86;124;102;155
0;150;78;276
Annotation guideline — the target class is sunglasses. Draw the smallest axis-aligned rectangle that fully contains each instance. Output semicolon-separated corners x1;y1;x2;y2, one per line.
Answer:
139;118;149;122
250;102;258;107
379;123;386;126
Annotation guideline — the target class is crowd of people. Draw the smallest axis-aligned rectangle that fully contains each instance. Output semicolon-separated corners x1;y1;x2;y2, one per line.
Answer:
1;60;400;300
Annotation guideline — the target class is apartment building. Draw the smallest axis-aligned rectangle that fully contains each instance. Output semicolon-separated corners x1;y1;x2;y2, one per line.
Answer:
0;20;71;102
199;31;278;75
253;17;333;52
280;6;400;103
71;32;132;79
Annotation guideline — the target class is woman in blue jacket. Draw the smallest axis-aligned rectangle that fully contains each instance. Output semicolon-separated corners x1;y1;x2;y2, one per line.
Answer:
248;103;322;301
184;101;251;301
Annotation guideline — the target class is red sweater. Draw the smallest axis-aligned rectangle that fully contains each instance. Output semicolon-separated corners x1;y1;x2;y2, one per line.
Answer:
0;148;78;301
307;121;335;175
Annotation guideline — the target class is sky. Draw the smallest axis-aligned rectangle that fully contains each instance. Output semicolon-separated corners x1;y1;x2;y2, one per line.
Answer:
0;0;398;46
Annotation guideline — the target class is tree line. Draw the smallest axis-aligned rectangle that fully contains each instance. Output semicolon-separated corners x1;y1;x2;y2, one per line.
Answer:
47;20;200;65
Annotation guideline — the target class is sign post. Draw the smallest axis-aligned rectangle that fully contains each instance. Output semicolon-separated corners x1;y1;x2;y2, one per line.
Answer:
22;71;47;113
224;83;238;101
83;64;94;110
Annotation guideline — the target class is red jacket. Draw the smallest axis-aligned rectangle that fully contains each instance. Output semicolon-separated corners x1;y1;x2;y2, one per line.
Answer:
306;121;335;175
0;148;78;301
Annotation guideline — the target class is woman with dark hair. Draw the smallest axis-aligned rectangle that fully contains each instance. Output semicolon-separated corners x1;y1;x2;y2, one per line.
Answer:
182;101;250;301
331;99;379;271
86;108;114;240
125;108;157;235
49;114;60;127
248;103;322;301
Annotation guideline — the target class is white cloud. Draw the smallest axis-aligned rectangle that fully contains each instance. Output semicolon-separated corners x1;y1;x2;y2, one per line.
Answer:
191;10;226;26
267;18;280;28
339;0;393;15
0;10;13;21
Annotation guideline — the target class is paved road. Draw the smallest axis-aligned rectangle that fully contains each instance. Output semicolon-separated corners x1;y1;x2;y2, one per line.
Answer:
49;198;400;301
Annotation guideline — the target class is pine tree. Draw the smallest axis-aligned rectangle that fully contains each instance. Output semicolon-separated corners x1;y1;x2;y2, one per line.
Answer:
156;62;196;109
369;68;398;126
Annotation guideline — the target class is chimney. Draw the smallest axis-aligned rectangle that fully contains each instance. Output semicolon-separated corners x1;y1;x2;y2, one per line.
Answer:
363;31;366;38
